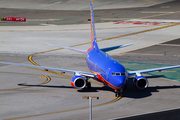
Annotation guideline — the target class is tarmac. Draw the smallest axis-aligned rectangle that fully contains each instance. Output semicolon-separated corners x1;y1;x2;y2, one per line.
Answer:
0;0;180;120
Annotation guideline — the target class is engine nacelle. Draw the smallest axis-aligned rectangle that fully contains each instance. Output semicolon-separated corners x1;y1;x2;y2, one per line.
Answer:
133;76;148;89
71;75;86;89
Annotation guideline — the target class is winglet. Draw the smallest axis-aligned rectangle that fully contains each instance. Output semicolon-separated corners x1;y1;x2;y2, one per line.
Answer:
90;2;99;52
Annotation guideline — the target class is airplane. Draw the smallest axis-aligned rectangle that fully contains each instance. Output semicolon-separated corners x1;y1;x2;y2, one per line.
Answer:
1;2;180;97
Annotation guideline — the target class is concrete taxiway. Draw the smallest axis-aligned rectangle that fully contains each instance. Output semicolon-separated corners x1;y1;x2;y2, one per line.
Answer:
0;0;174;10
1;0;180;120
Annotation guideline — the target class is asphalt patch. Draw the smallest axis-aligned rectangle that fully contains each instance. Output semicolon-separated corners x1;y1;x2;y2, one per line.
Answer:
162;38;180;45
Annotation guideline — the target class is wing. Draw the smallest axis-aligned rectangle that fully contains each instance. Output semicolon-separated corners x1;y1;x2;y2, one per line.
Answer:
46;43;87;53
0;61;97;78
100;43;133;52
47;43;133;53
128;65;180;76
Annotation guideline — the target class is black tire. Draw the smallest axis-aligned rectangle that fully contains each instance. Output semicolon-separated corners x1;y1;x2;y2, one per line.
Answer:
115;92;118;97
87;82;91;89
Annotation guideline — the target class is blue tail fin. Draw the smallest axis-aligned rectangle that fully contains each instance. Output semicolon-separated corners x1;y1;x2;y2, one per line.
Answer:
90;2;99;52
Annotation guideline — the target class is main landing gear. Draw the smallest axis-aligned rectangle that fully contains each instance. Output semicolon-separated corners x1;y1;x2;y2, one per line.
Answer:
85;77;91;89
115;89;122;97
87;82;91;89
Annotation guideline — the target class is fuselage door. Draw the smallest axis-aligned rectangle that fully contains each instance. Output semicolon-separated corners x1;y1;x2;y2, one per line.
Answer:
106;68;111;81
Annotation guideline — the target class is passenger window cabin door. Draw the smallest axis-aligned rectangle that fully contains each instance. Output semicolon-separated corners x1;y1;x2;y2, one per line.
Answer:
106;68;111;81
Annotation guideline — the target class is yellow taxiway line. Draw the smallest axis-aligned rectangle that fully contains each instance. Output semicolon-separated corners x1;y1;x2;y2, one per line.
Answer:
139;0;156;4
139;11;180;19
0;75;51;91
3;17;180;120
15;22;180;120
30;92;59;95
6;96;121;120
124;53;163;56
0;25;165;32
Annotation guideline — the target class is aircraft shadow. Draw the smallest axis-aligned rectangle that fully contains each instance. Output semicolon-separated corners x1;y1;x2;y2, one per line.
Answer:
18;75;180;99
18;83;114;93
18;83;74;88
77;86;114;93
123;76;180;99
145;75;165;78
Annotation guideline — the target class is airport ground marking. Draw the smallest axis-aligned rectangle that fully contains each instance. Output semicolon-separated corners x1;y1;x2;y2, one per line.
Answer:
97;23;180;42
158;44;180;47
0;71;45;76
23;66;70;79
13;21;179;119
0;25;163;32
39;76;47;79
139;10;180;19
2;10;180;120
0;75;51;91
25;65;71;78
123;53;163;56
3;21;177;120
28;51;71;78
30;92;59;95
6;95;121;120
66;23;177;48
0;71;68;91
141;12;172;13
138;0;156;4
28;23;180;79
116;37;180;56
0;23;170;33
0;71;65;79
1;23;178;92
101;96;117;98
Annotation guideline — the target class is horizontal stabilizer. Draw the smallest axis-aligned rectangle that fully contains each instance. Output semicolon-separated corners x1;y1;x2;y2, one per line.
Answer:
100;43;133;52
46;43;87;53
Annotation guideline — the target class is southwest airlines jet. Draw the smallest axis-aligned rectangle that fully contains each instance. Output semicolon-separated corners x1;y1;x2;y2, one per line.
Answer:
1;2;180;97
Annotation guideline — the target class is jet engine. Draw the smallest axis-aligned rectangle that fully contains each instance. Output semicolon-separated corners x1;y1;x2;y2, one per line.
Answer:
71;75;86;89
133;76;148;89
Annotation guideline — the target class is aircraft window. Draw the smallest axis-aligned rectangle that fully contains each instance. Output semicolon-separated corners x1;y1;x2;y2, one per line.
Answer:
116;73;121;75
112;72;115;75
112;72;126;76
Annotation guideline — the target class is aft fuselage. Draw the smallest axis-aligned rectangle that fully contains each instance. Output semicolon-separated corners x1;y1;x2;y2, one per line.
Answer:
86;49;128;89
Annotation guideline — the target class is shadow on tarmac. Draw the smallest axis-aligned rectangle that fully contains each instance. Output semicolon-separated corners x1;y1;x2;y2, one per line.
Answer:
18;83;74;88
18;75;180;99
77;86;114;93
18;83;114;93
123;76;180;99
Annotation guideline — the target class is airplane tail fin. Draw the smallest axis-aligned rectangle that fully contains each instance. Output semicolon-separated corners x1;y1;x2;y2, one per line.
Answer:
90;2;99;52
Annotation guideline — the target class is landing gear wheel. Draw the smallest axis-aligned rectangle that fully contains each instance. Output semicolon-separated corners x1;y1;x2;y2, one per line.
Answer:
115;92;120;97
115;92;118;97
87;82;91;89
115;89;122;97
